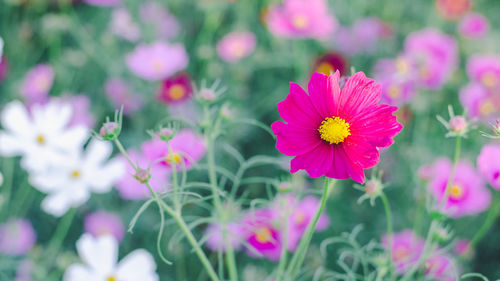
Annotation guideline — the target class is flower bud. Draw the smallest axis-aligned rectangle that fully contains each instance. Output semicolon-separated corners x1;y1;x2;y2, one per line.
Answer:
198;88;217;102
434;224;453;243
157;128;174;141
449;116;467;132
133;168;151;184
277;181;292;193
365;180;379;195
99;122;120;140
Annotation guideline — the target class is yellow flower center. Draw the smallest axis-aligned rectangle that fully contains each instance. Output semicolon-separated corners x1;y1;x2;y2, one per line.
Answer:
36;134;46;145
395;58;409;74
318;117;351;144
449;183;465;200
165;152;182;165
230;42;246;58
35;76;50;92
479;100;495;116
152;60;164;72
255;227;272;243
419;66;430;79
387;85;401;98
292;15;308;29
481;72;497;88
294;211;306;225
169;85;186;100
394;245;409;261
107;275;117;281
315;62;336;75
70;169;81;179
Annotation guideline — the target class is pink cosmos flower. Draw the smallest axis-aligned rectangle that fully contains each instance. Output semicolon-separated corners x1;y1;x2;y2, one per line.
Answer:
241;208;282;261
334;18;392;56
58;95;95;128
0;219;36;256
382;229;425;273
20;64;54;105
266;0;337;40
110;8;141;42
313;53;349;77
374;57;418;106
104;78;143;115
157;73;193;104
458;13;489;38
83;0;121;7
126;41;188;81
205;222;245;252
454;239;472;257
435;0;471;21
424;253;458;281
428;158;491;218
477;144;500;189
271;72;402;183
404;29;458;90
14;259;33;281
459;83;498;120
0;55;8;82
84;211;125;242
466;55;500;89
142;129;206;171
115;149;170;200
216;31;257;63
139;2;180;39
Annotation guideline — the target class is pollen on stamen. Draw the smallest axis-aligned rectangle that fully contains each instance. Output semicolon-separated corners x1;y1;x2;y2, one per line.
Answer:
318;116;351;144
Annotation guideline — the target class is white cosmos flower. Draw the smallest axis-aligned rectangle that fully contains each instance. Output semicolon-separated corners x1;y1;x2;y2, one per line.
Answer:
64;234;159;281
30;139;125;217
0;100;89;172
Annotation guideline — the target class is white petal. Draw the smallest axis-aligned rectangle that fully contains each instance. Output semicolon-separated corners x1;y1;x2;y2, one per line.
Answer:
76;234;118;275
63;264;99;281
0;132;27;156
52;125;89;153
41;192;73;217
84;139;112;166
33;102;72;133
29;170;68;193
0;100;32;136
87;158;125;193
116;249;158;281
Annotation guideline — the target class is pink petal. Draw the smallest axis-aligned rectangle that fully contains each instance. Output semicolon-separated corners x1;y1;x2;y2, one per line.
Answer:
290;143;333;178
271;121;321;156
337;72;381;119
350;104;403;147
307;72;340;118
277;82;323;129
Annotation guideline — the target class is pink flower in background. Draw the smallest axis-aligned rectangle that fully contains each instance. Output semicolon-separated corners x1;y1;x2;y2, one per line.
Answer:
139;2;180;39
404;29;458;90
205;223;245;252
312;52;349;76
466;55;500;89
382;230;424;273
14;259;34;281
266;0;337;40
20;64;54;105
271;72;402;183
374;57;417;106
157;73;193;104
110;8;141;42
458;13;489;38
0;55;8;82
428;158;491;218
0;219;36;256
216;31;257;63
142;129;206;171
454;239;472;257
459;83;498;120
84;211;125;242
424;253;458;281
477;144;500;189
126;41;188;81
285;195;329;251
115;149;170;200
83;0;121;7
58;95;95;128
241;208;282;261
104;78;143;115
334;18;392;56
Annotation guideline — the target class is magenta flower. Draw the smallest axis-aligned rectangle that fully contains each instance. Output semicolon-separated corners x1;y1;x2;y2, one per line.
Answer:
139;2;180;39
428;158;491;218
266;0;337;40
126;41;188;81
216;31;257;63
142;129;206;171
466;54;500;89
115;149;170;200
83;0;121;7
84;211;125;242
382;230;425;273
104;78;143;115
271;72;402;183
110;8;141;42
313;52;349;76
459;83;498;120
0;55;8;82
424;253;458;281
241;208;282;261
404;28;458;90
157;73;193;104
20;64;54;105
477;144;500;189
458;13;489;38
205;222;245;252
0;219;36;256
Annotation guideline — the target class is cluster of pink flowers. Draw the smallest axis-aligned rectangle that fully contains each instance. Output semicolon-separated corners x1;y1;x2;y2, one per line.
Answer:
205;194;329;261
116;129;206;200
216;31;257;63
383;230;458;280
460;55;500;122
373;28;458;106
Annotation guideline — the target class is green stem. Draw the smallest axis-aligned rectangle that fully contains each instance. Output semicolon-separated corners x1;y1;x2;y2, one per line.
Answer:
285;178;333;280
469;191;500;249
223;224;238;281
380;192;394;281
114;139;220;281
275;198;291;281
45;208;77;267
